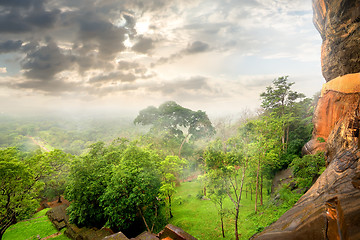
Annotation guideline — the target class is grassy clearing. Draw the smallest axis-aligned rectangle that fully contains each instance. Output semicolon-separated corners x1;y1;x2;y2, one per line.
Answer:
169;180;291;240
3;208;69;240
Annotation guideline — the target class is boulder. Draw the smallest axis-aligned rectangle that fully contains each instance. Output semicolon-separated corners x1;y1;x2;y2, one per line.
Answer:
158;224;197;240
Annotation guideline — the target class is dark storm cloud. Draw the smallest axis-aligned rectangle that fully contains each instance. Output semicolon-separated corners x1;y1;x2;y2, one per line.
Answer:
21;41;75;80
0;0;42;8
132;36;155;54
0;0;60;33
76;11;127;59
0;40;23;53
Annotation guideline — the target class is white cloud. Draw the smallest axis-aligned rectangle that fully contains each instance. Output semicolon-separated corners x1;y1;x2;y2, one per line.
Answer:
0;0;323;115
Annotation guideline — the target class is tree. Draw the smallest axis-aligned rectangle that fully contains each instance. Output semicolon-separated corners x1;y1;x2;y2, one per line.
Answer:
100;144;162;233
0;148;45;239
41;149;71;203
260;76;305;116
66;140;166;234
134;101;215;158
65;141;126;228
159;155;187;219
260;76;306;153
204;139;247;240
206;169;228;238
249;115;283;212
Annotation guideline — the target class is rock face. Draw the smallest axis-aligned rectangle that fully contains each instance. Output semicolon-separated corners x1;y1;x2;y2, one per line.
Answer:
253;1;360;239
313;0;360;82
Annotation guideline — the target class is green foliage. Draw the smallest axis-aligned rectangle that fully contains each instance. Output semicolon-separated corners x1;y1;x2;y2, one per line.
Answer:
317;137;325;143
0;147;51;238
259;76;314;167
40;150;72;201
65;141;127;228
0;115;141;155
290;152;326;189
170;180;295;240
100;145;162;231
66;140;168;233
260;76;305;114
134;101;215;158
277;184;302;208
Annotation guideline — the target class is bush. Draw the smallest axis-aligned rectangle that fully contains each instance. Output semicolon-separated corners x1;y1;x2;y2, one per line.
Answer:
278;184;302;208
290;152;325;189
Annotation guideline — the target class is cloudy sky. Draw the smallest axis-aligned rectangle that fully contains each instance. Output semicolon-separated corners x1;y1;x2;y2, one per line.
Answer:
0;0;323;117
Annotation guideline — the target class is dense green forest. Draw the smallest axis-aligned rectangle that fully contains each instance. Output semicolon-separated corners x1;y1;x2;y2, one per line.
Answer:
0;77;325;240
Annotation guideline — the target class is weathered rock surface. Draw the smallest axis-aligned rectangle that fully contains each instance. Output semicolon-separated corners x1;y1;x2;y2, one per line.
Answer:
46;203;113;240
157;224;197;240
303;89;360;155
313;0;360;82
253;0;360;239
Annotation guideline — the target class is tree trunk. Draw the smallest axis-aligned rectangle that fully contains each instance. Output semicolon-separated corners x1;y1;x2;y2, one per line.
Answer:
235;207;239;240
286;125;290;151
220;201;225;238
178;133;189;159
250;185;252;200
255;158;260;212
138;206;151;233
1;210;16;239
221;216;225;238
58;195;62;203
151;205;158;233
246;185;248;199
260;174;263;206
169;194;173;218
203;185;206;196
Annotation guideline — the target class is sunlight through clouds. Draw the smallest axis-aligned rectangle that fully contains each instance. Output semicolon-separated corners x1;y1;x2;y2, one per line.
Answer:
0;0;322;116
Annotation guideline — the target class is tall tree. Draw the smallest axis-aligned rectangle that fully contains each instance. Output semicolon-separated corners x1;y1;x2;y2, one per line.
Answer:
260;76;305;152
134;101;215;158
206;169;228;238
204;138;247;240
249;115;283;212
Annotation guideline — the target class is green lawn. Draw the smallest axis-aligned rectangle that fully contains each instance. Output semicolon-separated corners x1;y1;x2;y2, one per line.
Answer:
3;209;69;240
169;180;290;240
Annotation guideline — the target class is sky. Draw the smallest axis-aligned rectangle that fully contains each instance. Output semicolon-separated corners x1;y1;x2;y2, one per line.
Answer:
0;0;323;118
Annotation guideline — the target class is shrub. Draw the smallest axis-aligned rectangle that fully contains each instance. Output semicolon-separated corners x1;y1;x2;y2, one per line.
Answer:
290;152;325;189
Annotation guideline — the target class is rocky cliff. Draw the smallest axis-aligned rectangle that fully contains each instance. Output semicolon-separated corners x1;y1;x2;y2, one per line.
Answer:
254;1;360;239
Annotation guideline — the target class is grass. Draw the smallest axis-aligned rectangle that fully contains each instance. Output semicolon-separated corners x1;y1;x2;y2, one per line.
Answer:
168;180;292;240
3;208;70;240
